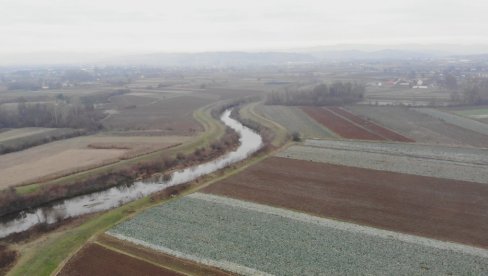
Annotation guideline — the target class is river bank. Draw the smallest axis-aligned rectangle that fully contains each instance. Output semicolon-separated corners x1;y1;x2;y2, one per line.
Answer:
0;109;262;239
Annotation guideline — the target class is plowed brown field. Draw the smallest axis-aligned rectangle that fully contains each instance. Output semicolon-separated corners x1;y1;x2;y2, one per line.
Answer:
328;107;414;142
97;234;234;276
58;243;182;276
301;106;414;141
203;157;488;248
302;106;384;140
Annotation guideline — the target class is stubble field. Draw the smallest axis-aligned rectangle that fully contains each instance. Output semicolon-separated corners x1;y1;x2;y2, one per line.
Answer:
102;95;214;135
0;135;186;188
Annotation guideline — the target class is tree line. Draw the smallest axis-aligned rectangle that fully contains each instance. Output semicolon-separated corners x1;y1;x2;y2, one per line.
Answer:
266;81;365;106
0;100;104;130
451;78;488;105
0;129;86;155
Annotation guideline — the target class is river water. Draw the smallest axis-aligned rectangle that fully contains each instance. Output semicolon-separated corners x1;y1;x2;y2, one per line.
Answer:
0;110;263;238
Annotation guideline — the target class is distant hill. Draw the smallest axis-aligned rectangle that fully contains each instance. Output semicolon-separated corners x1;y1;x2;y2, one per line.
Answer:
3;44;487;67
308;49;438;61
106;49;460;67
106;52;317;67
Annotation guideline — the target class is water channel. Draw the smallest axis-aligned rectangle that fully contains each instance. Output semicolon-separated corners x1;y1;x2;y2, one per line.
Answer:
0;110;263;238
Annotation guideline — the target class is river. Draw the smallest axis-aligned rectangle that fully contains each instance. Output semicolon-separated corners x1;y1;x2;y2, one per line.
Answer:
0;109;263;238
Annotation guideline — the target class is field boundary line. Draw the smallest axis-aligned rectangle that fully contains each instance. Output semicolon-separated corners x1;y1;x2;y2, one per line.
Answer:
323;106;389;140
105;232;271;276
414;108;488;136
301;140;488;166
277;144;488;183
189;193;488;259
92;241;191;276
249;103;288;131
343;106;413;140
296;106;339;138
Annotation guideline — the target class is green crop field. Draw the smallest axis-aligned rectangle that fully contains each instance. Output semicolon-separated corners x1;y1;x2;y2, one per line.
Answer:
108;193;488;275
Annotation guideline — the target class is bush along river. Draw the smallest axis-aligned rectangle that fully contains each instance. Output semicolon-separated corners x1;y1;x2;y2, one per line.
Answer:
0;109;263;238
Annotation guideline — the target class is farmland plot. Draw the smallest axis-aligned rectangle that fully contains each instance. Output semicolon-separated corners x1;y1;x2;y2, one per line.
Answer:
203;87;263;100
203;157;488;248
302;106;384;140
452;107;488;123
255;104;336;138
347;105;488;147
277;144;488;183
0;148;124;188
109;94;159;108
0;128;55;142
0;135;184;188
109;193;488;275
304;139;488;165
327;107;413;142
364;86;451;105
59;243;183;276
103;95;213;135
96;235;235;276
0;128;84;154
414;108;488;136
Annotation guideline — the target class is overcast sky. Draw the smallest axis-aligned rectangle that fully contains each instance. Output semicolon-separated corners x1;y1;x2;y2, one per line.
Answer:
0;0;487;55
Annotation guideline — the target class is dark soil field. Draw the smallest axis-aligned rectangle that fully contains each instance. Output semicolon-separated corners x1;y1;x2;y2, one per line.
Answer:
97;234;235;276
203;157;488;248
58;242;183;276
328;107;414;142
302;106;384;140
0;244;17;275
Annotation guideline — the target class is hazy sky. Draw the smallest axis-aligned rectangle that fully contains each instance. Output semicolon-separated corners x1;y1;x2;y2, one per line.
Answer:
0;0;487;55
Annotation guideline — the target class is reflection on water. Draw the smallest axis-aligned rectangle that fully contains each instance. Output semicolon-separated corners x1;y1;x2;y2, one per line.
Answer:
0;110;263;238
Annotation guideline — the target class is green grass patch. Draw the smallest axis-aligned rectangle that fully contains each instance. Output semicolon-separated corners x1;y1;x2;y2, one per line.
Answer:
8;196;151;276
454;108;488;117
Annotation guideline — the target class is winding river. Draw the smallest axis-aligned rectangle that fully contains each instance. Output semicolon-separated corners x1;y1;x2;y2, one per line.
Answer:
0;110;263;238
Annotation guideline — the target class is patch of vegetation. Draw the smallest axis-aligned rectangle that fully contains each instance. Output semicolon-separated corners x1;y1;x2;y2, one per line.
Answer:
451;78;488;105
0;128;87;155
266;81;365;106
0;244;17;274
0;100;103;130
0;90;128;131
455;108;488;116
291;131;301;142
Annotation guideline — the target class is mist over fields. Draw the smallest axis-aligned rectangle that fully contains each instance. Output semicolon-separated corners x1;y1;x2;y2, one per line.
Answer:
1;0;488;275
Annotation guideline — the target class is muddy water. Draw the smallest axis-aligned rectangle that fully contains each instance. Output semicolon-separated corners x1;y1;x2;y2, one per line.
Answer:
0;110;263;238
